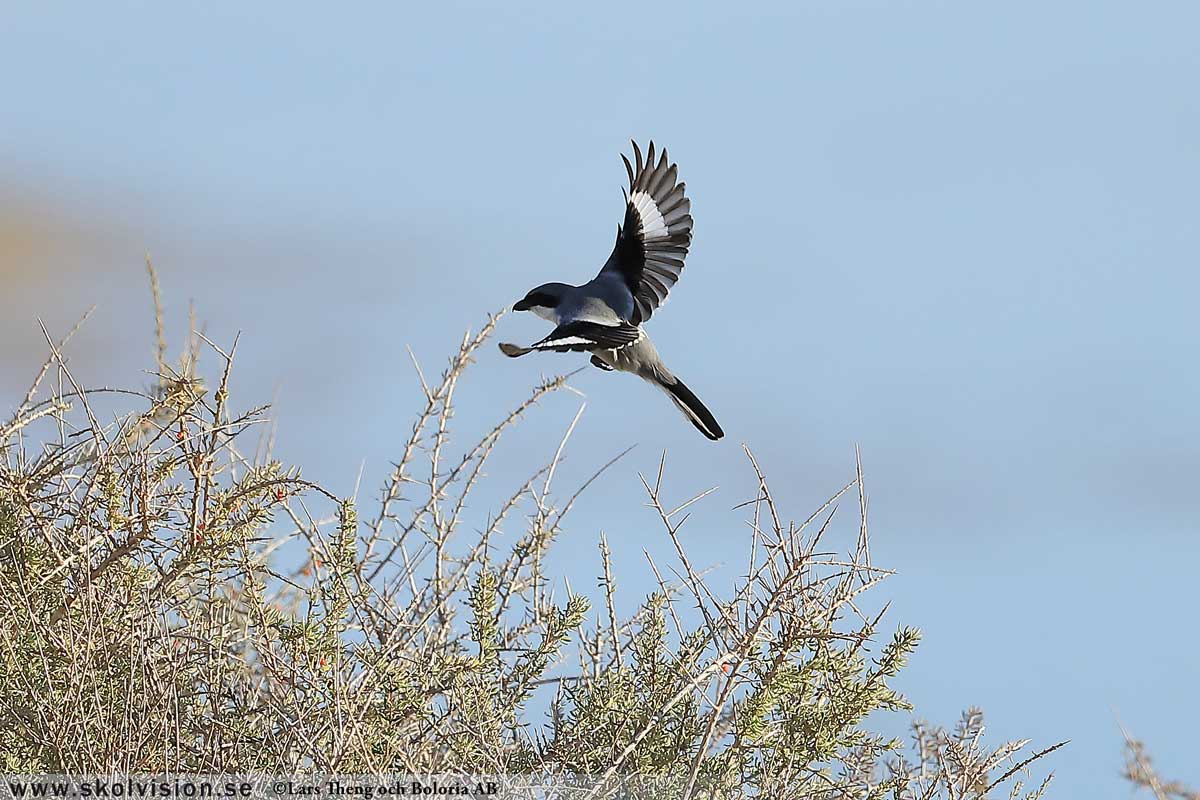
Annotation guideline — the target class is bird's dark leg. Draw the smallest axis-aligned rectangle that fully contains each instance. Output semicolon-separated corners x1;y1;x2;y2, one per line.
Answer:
590;355;614;371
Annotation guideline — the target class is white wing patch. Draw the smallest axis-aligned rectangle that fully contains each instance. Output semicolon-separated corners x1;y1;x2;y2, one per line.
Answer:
531;321;643;352
630;190;668;240
540;336;592;347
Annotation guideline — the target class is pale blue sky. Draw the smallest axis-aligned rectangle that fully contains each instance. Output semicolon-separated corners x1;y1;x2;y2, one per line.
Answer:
2;2;1198;794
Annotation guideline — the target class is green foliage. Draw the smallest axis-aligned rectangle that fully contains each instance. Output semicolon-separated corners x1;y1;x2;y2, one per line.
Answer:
0;295;1062;797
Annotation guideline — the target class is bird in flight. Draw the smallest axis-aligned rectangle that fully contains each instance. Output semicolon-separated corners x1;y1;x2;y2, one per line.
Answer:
500;141;723;441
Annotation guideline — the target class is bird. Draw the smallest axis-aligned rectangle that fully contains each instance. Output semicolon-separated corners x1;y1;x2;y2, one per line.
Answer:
499;141;723;441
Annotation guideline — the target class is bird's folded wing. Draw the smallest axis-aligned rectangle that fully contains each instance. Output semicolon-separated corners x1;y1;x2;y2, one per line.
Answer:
598;141;693;325
531;321;642;352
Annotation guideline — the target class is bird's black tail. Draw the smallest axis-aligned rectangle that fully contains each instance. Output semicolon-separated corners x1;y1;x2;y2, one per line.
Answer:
661;377;724;441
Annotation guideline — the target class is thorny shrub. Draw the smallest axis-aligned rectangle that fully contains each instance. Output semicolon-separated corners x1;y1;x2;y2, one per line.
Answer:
0;276;1065;798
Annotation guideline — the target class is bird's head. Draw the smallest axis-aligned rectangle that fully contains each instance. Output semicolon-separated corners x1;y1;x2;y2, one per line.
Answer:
513;282;569;321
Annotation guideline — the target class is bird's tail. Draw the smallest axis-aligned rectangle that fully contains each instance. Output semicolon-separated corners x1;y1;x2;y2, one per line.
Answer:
657;376;724;441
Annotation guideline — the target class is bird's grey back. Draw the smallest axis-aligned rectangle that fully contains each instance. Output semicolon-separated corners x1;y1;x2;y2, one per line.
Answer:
560;272;636;325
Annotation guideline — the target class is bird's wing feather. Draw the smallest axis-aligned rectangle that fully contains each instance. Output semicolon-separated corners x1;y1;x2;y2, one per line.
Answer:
530;321;642;353
597;141;693;325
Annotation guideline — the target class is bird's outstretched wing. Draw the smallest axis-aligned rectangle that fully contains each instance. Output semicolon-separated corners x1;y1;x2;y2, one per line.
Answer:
499;321;641;357
598;141;693;325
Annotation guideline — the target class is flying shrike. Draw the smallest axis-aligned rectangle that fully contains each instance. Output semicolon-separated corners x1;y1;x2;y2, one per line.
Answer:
500;142;723;441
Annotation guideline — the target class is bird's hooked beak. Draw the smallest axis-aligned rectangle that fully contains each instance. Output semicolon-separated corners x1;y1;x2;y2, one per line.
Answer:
512;297;533;312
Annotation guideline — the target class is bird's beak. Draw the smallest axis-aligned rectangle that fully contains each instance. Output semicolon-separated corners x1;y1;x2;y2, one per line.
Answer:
512;298;532;312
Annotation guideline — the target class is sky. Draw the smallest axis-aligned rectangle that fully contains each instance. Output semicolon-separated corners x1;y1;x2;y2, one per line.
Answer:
2;2;1198;794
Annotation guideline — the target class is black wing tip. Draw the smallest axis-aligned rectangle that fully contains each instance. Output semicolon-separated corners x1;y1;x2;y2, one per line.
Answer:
499;342;531;358
621;154;635;188
624;138;673;164
623;139;685;199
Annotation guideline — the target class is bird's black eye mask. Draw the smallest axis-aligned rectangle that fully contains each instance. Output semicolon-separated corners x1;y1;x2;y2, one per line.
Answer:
514;291;560;311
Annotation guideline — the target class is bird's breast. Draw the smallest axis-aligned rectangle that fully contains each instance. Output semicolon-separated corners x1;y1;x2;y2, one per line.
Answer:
532;306;559;323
